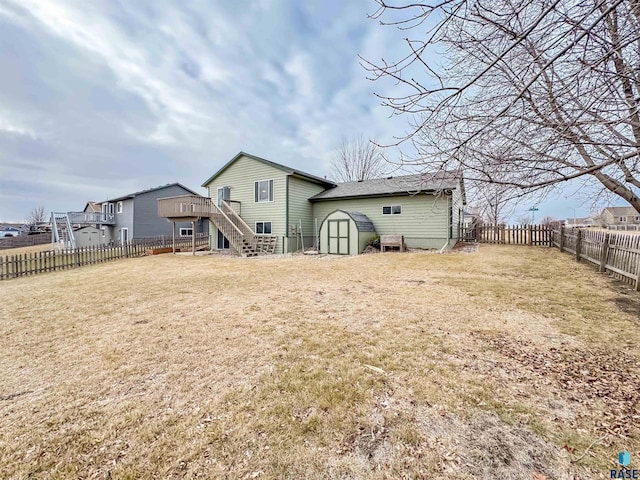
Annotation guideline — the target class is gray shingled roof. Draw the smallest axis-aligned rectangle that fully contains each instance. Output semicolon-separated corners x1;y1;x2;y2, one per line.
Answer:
603;206;639;216
309;173;461;201
341;211;376;232
103;183;200;203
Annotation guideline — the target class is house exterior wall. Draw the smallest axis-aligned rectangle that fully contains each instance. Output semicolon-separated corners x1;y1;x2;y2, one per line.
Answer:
204;154;287;252
133;185;206;238
312;194;451;250
285;175;326;253
101;198;134;244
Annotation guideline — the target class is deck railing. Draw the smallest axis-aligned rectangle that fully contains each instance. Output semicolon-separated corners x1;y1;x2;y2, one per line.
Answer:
157;195;213;218
67;212;115;225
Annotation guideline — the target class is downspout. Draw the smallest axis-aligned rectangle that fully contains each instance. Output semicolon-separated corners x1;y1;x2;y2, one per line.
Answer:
439;194;451;253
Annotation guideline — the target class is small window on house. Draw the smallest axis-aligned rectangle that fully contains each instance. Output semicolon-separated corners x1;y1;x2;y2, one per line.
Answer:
635;216;640;222
116;201;123;214
101;226;106;237
382;205;402;215
179;227;193;236
108;203;114;217
619;216;627;222
254;179;274;202
255;221;272;235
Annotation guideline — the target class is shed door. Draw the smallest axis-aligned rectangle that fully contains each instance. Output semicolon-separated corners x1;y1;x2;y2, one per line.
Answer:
328;219;349;255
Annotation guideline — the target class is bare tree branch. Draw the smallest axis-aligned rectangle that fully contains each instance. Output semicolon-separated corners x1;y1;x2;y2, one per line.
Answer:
330;135;389;182
364;0;640;211
26;205;47;226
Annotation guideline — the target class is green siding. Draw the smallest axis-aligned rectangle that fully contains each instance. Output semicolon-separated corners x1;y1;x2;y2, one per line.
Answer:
286;175;326;252
204;154;287;252
312;194;450;250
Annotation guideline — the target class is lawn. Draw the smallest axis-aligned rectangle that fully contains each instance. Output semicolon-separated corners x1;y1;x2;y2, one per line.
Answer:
1;246;638;479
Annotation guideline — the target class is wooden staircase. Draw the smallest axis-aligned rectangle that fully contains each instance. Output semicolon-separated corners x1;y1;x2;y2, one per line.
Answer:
210;201;277;257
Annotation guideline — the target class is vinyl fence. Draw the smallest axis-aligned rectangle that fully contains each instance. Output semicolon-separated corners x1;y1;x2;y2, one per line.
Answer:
552;227;640;289
0;234;208;280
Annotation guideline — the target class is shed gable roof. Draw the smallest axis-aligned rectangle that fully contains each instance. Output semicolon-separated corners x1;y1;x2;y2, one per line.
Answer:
201;151;336;188
310;172;462;201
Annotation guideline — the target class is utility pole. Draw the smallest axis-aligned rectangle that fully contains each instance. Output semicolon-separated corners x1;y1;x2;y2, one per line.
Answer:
529;206;539;224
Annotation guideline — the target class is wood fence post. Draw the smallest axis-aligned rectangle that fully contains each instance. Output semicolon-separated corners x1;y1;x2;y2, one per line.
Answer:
575;229;582;262
635;253;640;291
559;226;565;252
528;225;533;246
599;233;610;273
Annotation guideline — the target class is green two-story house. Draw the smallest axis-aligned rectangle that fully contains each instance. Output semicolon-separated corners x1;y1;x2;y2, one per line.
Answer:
158;151;466;256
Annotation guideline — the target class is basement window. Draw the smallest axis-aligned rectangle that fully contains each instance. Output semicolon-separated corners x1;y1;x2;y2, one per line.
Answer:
179;228;193;236
255;221;272;235
382;205;402;215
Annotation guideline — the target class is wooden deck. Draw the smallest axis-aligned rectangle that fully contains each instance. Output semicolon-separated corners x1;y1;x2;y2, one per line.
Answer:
157;195;213;219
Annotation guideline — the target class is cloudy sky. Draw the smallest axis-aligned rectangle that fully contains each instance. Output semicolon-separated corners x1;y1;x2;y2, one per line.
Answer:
0;0;601;222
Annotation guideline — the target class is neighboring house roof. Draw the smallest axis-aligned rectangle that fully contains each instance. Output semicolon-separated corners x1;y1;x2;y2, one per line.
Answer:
201;151;337;188
310;172;462;201
0;225;23;231
102;183;200;203
84;201;101;213
602;206;640;216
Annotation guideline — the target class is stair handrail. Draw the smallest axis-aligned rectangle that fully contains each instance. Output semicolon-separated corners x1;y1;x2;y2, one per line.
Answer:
220;200;255;237
210;203;244;237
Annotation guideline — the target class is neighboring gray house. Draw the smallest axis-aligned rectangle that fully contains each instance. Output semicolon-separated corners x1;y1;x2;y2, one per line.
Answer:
98;183;208;244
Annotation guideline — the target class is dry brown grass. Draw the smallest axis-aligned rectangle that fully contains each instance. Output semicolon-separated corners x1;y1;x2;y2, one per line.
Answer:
1;245;638;479
0;243;53;255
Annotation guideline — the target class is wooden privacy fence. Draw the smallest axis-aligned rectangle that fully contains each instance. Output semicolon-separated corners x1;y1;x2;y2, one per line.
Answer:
461;224;553;246
0;233;50;250
553;227;640;289
0;235;208;281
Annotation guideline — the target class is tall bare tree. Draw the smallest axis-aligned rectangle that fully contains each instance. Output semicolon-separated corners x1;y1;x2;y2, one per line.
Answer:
26;205;47;226
330;135;388;182
363;0;640;210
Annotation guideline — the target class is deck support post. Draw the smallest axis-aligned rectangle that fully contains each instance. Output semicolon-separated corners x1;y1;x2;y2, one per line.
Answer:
172;222;176;254
192;221;196;256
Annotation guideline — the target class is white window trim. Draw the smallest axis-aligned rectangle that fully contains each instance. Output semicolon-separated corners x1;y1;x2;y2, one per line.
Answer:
255;221;273;235
254;179;274;203
116;201;123;214
120;227;129;244
619;216;627;222
179;227;194;236
382;205;402;215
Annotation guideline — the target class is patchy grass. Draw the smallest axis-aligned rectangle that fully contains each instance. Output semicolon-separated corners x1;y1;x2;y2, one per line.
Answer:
0;242;53;255
1;245;638;479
